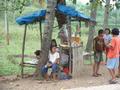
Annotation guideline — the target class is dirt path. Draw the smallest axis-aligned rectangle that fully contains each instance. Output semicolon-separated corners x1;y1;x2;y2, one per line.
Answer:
0;65;120;90
64;84;120;90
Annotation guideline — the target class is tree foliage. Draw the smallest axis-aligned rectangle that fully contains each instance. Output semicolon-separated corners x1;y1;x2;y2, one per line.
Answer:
115;0;120;9
0;0;31;13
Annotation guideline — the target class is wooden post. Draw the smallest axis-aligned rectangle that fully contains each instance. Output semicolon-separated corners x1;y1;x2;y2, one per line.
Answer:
4;0;9;45
79;21;81;37
72;46;83;78
21;24;27;78
66;16;72;74
39;22;42;48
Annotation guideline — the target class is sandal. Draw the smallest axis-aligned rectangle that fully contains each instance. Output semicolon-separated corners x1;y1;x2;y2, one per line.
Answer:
97;73;102;76
92;74;98;77
109;80;117;84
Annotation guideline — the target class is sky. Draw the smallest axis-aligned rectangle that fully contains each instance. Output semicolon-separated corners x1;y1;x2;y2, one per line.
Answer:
79;0;89;4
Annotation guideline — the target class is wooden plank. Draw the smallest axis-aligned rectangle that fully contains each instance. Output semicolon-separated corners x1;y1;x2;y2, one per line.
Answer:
72;46;83;78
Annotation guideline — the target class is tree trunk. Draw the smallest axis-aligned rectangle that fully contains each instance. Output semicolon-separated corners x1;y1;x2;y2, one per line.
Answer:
36;0;57;78
103;0;110;29
86;4;97;52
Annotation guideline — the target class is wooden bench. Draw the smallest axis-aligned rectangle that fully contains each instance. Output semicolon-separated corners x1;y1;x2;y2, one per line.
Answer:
83;52;94;65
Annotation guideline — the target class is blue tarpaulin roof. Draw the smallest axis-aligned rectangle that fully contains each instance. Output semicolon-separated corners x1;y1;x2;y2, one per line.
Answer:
16;10;46;25
16;4;93;25
56;4;90;20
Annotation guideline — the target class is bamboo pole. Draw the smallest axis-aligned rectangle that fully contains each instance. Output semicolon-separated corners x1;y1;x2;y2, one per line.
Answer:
21;24;27;78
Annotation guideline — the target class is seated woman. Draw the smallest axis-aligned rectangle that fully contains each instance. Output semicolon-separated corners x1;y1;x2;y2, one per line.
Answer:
41;40;60;80
49;45;60;80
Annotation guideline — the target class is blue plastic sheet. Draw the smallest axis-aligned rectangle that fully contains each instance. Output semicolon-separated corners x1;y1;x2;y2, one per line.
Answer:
16;4;94;25
56;4;90;20
16;10;46;25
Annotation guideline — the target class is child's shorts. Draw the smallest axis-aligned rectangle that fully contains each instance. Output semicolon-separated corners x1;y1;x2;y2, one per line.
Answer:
94;51;103;62
106;57;119;69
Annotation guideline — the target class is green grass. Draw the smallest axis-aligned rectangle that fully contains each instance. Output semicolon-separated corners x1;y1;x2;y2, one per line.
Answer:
0;21;97;76
0;2;119;76
0;24;42;76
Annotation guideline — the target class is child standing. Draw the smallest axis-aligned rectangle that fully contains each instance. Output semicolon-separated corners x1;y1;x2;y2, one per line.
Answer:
104;28;112;45
106;28;120;84
103;28;112;63
93;29;105;77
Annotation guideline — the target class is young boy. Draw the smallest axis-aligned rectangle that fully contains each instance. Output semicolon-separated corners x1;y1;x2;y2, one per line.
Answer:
93;29;105;77
106;28;120;84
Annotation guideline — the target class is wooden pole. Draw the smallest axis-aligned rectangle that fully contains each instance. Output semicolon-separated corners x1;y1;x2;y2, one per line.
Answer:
4;0;9;45
39;22;42;48
21;24;27;78
66;16;72;74
79;21;81;37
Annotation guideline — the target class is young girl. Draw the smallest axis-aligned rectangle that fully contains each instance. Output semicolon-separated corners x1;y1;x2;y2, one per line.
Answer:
104;28;112;45
103;28;112;63
106;28;120;84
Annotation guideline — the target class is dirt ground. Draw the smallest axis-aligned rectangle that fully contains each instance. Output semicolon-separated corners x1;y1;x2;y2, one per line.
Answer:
0;65;120;90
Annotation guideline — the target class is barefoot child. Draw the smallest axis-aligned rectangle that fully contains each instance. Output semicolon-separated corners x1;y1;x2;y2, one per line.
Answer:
106;28;120;84
93;29;105;77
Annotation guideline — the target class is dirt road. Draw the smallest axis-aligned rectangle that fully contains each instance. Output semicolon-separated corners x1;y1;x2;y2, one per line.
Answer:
0;65;120;90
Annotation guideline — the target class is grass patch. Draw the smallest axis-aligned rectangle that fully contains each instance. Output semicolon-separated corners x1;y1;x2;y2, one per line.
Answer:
0;22;95;76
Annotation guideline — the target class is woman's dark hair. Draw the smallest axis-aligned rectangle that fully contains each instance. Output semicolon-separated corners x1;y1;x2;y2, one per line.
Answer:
50;45;56;52
105;28;111;34
112;28;119;35
98;29;104;35
51;39;57;47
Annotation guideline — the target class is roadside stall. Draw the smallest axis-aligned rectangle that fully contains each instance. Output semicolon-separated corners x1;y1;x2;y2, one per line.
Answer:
16;4;95;78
